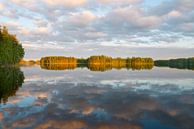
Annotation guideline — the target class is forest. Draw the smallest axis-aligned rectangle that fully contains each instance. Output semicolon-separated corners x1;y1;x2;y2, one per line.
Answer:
40;56;194;71
40;55;154;71
0;26;24;65
155;58;194;70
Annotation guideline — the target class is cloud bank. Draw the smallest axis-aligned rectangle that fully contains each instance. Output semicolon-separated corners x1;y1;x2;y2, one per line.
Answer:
0;0;194;59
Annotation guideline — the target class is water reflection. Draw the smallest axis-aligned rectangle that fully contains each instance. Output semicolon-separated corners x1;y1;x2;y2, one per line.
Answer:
0;66;24;103
40;63;153;71
0;66;194;129
41;63;77;70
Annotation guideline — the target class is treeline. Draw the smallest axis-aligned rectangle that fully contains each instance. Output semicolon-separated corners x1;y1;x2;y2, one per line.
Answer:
40;56;77;64
88;55;153;65
155;58;194;70
0;26;24;65
40;56;77;70
40;55;154;71
88;56;153;71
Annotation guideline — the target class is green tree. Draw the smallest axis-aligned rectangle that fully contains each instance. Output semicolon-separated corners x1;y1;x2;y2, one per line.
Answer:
0;26;25;65
154;58;194;70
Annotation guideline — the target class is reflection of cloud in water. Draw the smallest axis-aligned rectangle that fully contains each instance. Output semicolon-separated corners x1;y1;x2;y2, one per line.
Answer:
34;119;87;129
1;81;194;129
21;66;194;83
82;105;96;115
100;79;194;95
7;97;22;104
0;66;194;129
93;92;159;120
0;112;3;121
33;119;142;129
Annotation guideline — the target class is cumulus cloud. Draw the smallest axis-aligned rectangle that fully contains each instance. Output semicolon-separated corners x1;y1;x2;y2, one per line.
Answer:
67;11;96;27
0;3;4;10
34;120;87;129
167;10;182;18
106;7;161;28
42;0;87;7
11;0;40;10
12;0;35;4
177;0;194;12
180;23;194;32
0;0;194;59
0;112;3;121
98;0;142;4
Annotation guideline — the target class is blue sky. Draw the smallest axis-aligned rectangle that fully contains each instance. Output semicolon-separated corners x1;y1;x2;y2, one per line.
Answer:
0;0;194;59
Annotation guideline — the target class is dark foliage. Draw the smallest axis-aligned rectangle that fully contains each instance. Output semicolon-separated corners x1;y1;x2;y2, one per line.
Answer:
155;58;194;70
0;26;25;65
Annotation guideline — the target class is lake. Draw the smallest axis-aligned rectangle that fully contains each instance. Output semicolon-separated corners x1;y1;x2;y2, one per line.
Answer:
0;66;194;129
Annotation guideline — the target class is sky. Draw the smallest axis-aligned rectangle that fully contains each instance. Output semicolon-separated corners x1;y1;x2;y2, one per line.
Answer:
0;0;194;59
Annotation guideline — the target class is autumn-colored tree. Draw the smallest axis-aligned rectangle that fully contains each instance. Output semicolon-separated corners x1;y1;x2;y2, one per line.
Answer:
40;55;154;71
40;56;77;70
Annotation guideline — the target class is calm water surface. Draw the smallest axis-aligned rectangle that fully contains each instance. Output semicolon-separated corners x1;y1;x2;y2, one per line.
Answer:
0;66;194;129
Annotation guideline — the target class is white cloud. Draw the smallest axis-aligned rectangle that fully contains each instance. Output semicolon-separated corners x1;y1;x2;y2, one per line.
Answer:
168;10;182;18
19;28;30;35
98;0;142;4
180;23;194;32
34;19;48;27
67;11;96;27
3;21;20;27
85;31;107;39
0;3;4;10
178;0;194;12
106;7;161;28
35;27;50;34
0;0;194;59
11;0;39;9
42;0;87;7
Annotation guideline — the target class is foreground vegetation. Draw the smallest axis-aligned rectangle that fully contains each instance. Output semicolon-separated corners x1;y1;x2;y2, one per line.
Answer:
0;26;24;65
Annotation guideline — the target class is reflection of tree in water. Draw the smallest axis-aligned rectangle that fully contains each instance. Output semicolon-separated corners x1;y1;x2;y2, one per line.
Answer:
130;64;154;70
40;63;77;70
40;56;154;71
88;64;113;72
40;63;153;71
88;64;153;71
0;67;24;103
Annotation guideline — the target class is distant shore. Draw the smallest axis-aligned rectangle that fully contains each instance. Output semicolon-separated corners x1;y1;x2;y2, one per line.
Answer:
18;56;194;70
19;60;40;66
